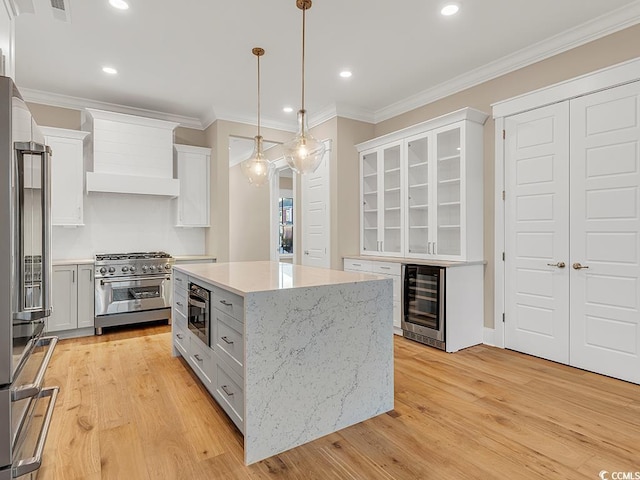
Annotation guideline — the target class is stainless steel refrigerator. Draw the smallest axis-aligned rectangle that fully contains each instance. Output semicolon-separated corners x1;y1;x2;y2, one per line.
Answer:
0;76;59;480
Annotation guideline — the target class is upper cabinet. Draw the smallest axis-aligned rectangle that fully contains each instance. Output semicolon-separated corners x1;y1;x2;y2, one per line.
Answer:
357;108;487;261
361;141;404;256
174;144;211;227
41;127;90;226
0;0;16;79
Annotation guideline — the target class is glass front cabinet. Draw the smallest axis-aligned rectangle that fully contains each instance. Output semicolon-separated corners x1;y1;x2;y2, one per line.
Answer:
358;108;487;261
361;141;404;256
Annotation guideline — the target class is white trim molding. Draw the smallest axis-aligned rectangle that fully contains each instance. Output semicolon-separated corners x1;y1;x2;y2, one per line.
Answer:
20;87;204;130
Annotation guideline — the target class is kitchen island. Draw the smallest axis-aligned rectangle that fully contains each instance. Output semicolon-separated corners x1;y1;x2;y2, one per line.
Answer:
171;261;394;465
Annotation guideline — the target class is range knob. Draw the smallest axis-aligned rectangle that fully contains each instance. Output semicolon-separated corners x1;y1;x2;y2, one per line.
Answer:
108;267;115;273
99;267;107;274
165;263;171;270
129;266;136;273
142;265;148;273
149;265;156;272
122;266;129;272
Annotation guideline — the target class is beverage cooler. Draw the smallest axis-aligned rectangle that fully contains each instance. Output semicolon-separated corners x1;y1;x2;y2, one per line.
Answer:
401;264;446;350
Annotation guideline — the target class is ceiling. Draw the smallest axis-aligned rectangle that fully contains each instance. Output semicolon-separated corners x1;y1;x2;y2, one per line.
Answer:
13;0;640;131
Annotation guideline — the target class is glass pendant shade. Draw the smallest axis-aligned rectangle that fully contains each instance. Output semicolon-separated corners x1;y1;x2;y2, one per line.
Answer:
283;109;325;174
240;135;274;187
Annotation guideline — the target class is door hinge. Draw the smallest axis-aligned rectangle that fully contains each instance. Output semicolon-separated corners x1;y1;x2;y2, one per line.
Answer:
502;313;505;323
502;252;505;261
502;190;505;200
502;129;506;140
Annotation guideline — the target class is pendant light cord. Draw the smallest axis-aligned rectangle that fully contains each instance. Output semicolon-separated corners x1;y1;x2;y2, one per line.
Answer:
301;4;306;112
257;51;261;138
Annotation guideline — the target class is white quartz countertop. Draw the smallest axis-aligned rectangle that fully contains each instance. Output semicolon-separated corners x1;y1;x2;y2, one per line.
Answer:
173;255;217;262
343;255;486;268
174;261;386;296
53;258;94;266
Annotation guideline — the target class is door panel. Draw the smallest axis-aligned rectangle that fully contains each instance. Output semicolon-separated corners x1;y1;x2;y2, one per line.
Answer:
302;144;330;268
569;81;640;384
504;102;570;364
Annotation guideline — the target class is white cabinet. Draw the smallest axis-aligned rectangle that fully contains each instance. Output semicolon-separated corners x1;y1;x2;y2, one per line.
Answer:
361;141;404;256
357;108;487;261
343;258;402;335
48;264;94;333
41;127;89;226
0;0;15;79
174;144;211;227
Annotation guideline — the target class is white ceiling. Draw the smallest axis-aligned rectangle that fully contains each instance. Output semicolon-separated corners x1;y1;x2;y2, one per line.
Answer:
13;0;640;131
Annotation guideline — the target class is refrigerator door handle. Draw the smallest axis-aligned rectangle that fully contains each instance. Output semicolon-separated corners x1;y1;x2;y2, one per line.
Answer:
13;142;52;321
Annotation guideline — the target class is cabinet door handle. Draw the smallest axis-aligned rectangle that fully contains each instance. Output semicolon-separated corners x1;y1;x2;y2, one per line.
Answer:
380;266;391;270
352;263;361;267
219;300;232;307
176;334;184;340
221;385;234;396
194;354;203;362
176;301;183;307
221;336;234;345
89;270;92;282
175;277;183;283
72;270;75;283
428;242;432;254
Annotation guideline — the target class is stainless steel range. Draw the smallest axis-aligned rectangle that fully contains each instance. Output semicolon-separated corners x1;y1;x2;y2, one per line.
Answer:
94;252;175;335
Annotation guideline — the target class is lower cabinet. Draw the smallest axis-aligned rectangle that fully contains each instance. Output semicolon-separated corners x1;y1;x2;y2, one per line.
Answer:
48;264;94;333
344;258;402;335
172;275;245;433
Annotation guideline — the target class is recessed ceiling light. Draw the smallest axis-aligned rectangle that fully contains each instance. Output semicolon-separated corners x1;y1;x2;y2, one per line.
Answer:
102;66;118;75
109;0;129;10
441;3;460;16
283;107;294;113
339;70;352;78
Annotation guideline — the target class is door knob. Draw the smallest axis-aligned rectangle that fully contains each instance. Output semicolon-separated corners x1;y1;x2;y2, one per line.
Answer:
547;262;566;268
572;262;589;270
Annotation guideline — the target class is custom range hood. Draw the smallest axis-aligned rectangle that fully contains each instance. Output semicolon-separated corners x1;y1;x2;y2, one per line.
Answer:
83;108;180;196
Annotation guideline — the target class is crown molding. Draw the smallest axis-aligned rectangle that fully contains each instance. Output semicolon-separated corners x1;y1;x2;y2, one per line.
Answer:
374;1;640;123
213;106;296;133
19;87;204;129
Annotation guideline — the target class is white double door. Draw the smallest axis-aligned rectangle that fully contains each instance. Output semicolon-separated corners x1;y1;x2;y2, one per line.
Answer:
505;81;640;384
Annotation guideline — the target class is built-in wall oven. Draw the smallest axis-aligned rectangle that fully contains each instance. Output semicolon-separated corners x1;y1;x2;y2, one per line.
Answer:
188;283;210;346
94;252;174;335
402;264;446;350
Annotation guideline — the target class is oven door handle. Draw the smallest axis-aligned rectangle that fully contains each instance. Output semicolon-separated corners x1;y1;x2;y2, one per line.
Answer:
100;276;170;285
11;336;58;401
188;296;207;309
12;386;59;478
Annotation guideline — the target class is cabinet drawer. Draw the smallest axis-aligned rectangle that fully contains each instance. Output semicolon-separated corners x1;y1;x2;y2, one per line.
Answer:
173;288;188;319
371;261;401;276
212;286;244;322
173;270;188;290
343;259;372;272
213;310;244;377
173;324;189;357
215;355;244;429
188;336;213;388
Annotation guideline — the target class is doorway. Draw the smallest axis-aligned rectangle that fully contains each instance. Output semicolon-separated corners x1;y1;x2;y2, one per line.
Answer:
270;160;297;264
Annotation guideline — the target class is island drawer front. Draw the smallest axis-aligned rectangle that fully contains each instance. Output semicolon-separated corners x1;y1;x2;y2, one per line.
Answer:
343;259;372;272
188;336;214;389
173;270;189;290
212;287;244;322
213;310;244;377
371;261;401;276
173;323;189;358
173;305;187;331
214;354;244;430
173;289;188;320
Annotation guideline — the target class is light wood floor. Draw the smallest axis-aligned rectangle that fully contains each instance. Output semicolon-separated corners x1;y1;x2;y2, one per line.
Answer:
38;324;640;480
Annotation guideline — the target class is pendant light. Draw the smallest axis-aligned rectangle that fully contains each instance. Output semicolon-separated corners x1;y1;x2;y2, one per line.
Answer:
240;47;274;187
283;0;326;175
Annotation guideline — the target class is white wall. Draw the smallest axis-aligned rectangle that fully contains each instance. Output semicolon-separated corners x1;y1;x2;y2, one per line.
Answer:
52;192;204;259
